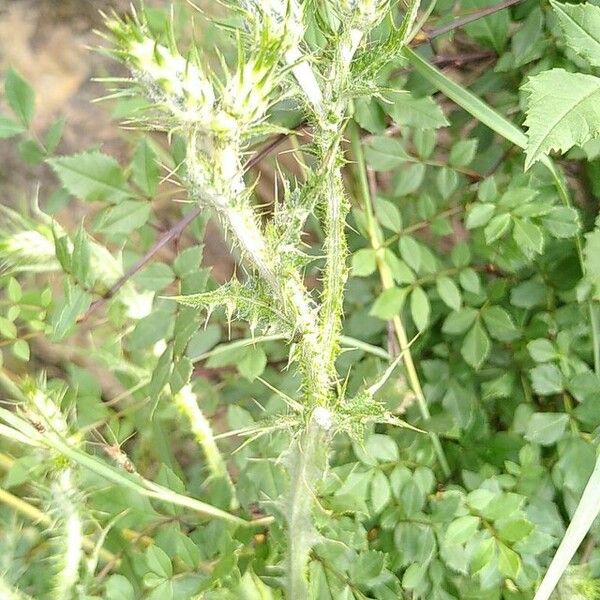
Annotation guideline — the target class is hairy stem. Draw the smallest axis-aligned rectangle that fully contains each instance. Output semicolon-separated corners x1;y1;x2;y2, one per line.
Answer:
349;121;451;477
175;384;239;510
286;412;330;599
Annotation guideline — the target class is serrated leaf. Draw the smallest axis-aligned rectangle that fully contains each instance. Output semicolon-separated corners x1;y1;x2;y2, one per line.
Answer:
374;196;402;232
481;305;519;342
541;206;580;238
410;286;430;331
551;0;600;66
370;286;407;320
94;200;151;235
445;515;480;545
523;69;600;169
370;470;392;514
525;412;569;445
132;138;160;197
384;92;449;129
5;68;35;127
484;213;511;244
436;276;461;311
237;347;267;381
470;538;496;575
530;364;564;395
466;203;495;229
527;339;556;363
513;218;544;255
365;137;416;171
352;248;377;277
461;320;490;369
442;307;478;335
48;151;132;203
0;116;25;139
497;541;521;579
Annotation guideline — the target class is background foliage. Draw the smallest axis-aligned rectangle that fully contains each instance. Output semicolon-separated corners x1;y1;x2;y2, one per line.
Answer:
2;0;600;599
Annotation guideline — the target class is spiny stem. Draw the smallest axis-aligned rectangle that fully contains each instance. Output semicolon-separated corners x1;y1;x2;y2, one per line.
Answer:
174;385;239;510
286;413;330;599
0;487;118;564
349;121;451;477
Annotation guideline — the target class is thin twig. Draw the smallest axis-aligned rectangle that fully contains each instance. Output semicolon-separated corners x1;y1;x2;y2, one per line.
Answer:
418;0;525;43
81;132;290;321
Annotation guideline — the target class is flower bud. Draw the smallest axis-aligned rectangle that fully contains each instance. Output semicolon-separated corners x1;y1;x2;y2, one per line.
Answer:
106;16;215;125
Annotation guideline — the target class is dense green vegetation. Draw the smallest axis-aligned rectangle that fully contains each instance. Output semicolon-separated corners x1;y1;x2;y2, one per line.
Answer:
2;0;600;598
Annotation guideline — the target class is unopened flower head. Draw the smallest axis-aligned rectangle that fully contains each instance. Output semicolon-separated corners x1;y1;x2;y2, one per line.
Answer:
338;0;388;27
240;0;304;48
106;15;215;125
222;57;279;125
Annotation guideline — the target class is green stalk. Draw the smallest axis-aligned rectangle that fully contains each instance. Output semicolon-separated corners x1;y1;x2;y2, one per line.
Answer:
175;385;239;510
285;413;330;599
349;121;451;477
0;406;268;528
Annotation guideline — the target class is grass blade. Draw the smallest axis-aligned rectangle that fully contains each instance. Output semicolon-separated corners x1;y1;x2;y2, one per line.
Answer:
533;455;600;600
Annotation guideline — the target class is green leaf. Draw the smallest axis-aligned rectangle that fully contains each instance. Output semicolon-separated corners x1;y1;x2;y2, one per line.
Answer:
370;470;392;513
461;320;490;369
145;545;173;578
484;213;512;244
351;248;377;277
463;0;510;52
384;91;449;129
5;68;35;127
436;276;461;311
72;225;91;286
523;69;600;169
237;347;267;381
481;306;519;342
370;287;407;320
513;218;544;255
551;0;600;66
0;116;25;139
470;538;495;575
365;434;399;462
132;138;160;197
449;139;478;168
497;518;534;543
93;200;152;235
50;281;91;341
410;286;430;331
525;412;569;445
466;203;495;229
45;117;65;154
530;364;564;395
442;307;478;335
445;515;480;545
12;339;30;362
584;228;600;278
48;151;132;203
365;137;416;171
399;236;421;272
527;339;556;363
105;575;135;600
541;206;580;238
7;278;22;303
0;317;17;340
133;263;175;292
374;196;402;232
497;541;521;579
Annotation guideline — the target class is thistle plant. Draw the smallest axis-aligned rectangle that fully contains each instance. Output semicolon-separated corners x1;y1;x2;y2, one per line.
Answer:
7;0;600;598
102;1;426;596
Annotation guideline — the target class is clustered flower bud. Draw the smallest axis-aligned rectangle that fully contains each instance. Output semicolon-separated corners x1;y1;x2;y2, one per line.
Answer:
338;0;389;27
106;16;215;126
